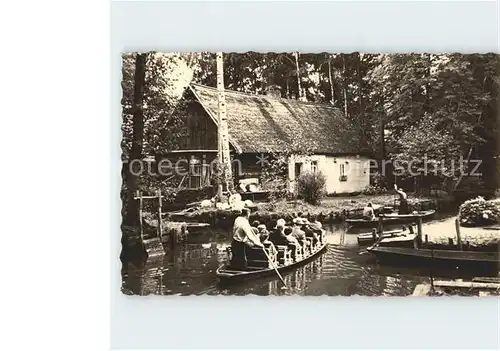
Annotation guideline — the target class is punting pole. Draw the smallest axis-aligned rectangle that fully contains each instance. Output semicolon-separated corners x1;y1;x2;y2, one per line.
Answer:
216;52;233;198
261;247;287;288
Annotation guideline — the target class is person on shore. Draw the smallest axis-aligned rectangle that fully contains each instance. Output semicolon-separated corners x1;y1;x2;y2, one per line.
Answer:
363;203;376;220
394;184;410;214
231;208;264;270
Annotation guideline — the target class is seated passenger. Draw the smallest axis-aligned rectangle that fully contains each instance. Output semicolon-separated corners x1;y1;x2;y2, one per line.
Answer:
283;227;301;261
231;208;264;270
251;220;261;231
257;224;269;242
291;218;307;244
257;225;277;254
309;215;323;232
301;218;319;246
363;203;376;220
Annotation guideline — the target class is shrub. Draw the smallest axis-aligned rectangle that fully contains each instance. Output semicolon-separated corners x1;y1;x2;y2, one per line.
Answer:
458;196;500;227
296;171;326;205
361;184;387;195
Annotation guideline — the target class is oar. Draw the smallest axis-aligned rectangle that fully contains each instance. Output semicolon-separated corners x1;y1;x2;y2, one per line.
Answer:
261;247;287;288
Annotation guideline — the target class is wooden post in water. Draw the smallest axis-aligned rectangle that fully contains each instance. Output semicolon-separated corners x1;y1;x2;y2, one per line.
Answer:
429;247;435;293
416;216;423;245
137;190;144;242
157;188;163;241
377;214;383;234
455;218;463;251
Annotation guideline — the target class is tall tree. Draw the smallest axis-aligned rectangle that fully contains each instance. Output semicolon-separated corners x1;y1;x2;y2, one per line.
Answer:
123;53;147;226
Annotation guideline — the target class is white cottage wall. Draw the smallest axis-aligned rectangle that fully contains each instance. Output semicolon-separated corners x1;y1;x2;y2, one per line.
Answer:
288;154;371;195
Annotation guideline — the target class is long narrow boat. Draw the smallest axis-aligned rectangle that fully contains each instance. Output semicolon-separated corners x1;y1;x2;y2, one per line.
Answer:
216;241;328;284
346;210;436;228
366;244;500;271
357;228;414;246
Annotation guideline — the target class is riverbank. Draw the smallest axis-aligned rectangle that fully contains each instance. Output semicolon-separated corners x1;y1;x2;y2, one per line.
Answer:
166;193;455;229
413;278;500;296
421;216;500;250
258;194;447;216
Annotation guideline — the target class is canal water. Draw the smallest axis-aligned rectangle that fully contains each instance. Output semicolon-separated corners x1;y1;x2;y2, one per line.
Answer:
121;214;477;296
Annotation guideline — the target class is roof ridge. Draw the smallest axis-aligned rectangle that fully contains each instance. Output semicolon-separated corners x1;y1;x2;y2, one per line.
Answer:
189;82;341;110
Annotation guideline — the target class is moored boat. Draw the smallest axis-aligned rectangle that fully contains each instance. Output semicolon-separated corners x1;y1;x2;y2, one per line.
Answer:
366;215;500;272
357;228;414;246
216;233;327;284
346;210;436;228
366;244;500;271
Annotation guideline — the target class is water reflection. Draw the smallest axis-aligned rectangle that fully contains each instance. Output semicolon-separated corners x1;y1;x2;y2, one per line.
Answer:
121;215;478;296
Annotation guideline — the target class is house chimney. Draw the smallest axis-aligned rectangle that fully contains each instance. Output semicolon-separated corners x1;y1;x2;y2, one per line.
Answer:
265;85;282;99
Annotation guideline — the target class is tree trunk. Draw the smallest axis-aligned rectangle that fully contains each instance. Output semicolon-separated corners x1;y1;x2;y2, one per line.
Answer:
294;52;303;100
123;53;147;226
342;54;348;117
356;53;366;136
379;112;386;172
328;56;335;105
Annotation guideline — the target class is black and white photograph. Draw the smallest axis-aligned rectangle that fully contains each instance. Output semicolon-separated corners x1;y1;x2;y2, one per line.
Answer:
120;51;500;296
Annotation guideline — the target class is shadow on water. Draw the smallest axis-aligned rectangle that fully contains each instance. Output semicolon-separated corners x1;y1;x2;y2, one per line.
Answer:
121;213;491;296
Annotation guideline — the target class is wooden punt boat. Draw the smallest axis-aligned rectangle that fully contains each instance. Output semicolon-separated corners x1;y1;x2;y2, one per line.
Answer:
357;228;411;246
366;244;500;271
366;216;500;271
216;241;328;285
346;210;435;228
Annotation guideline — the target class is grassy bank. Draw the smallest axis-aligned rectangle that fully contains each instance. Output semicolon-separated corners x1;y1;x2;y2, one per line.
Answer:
257;193;447;216
422;216;499;251
166;193;454;228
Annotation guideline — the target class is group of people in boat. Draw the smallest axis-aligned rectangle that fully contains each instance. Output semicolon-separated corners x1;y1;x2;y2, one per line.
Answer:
362;184;410;220
230;208;324;270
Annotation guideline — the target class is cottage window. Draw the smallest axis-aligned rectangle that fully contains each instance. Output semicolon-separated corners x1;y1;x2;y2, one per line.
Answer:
339;163;348;182
311;161;318;173
295;163;302;179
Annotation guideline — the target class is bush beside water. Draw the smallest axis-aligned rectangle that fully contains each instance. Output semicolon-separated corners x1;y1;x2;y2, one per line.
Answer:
296;171;326;205
458;197;500;227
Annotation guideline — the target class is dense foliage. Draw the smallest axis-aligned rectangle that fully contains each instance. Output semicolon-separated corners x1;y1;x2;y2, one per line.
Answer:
296;171;327;205
458;197;500;227
121;52;499;224
361;184;387;196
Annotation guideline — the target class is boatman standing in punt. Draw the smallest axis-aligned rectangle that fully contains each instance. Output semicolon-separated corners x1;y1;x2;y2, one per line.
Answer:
394;184;410;214
231;208;264;270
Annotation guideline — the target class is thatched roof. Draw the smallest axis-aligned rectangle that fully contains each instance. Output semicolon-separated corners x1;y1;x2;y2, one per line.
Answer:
189;83;366;155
